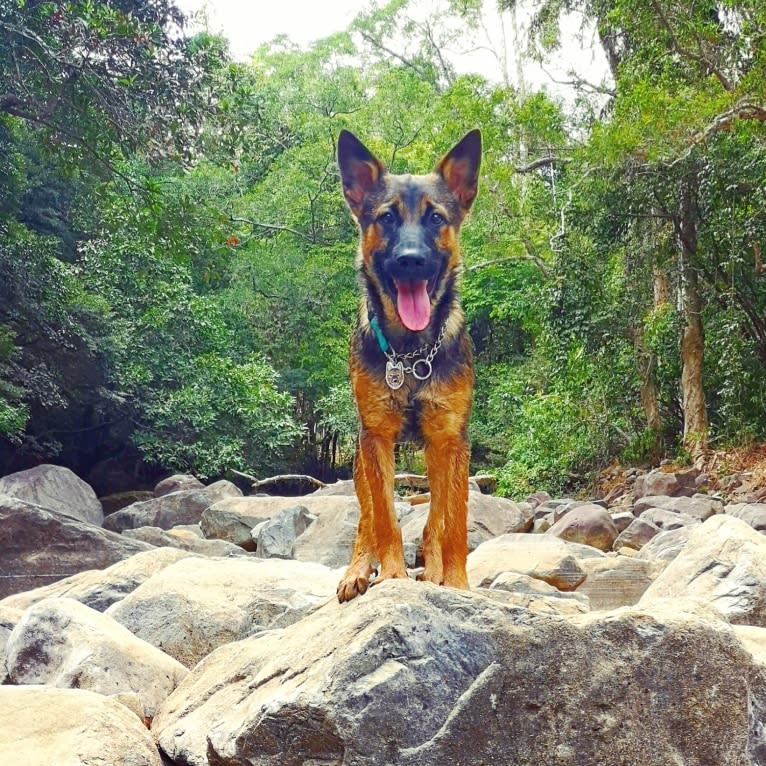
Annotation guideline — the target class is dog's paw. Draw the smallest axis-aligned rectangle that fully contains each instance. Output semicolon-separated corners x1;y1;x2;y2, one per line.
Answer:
337;562;376;603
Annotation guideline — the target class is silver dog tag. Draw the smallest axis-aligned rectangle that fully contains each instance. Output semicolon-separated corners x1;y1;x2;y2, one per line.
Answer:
385;360;405;390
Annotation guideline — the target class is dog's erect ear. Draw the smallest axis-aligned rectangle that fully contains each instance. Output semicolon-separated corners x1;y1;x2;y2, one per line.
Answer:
338;130;386;219
436;129;481;211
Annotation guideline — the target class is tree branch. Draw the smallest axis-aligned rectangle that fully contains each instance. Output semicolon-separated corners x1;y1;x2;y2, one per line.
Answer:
515;156;571;173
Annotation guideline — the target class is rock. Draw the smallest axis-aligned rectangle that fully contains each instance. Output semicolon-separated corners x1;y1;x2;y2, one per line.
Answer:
613;516;660;552
6;597;188;719
467;533;588;591
633;494;720;520
291;498;361;568
639;507;700;531
546;503;619;552
107;557;338;668
122;525;249;557
153;473;204;497
253;505;317;558
536;498;580;522
726;502;766;532
0;605;21;683
201;494;355;551
0;547;190;613
576;555;665;610
610;510;636;533
636;525;694;562
485;571;590;616
471;473;498;494
99;490;153;516
0;464;103;525
524;490;551;508
103;479;241;533
468;492;535;540
153;581;766;766
0;494;154;599
401;495;535;568
0;686;162;765
633;467;698;499
311;479;357;496
640;514;766;626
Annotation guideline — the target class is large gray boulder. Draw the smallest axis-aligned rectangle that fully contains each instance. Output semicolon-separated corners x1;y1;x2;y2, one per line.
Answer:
0;464;103;525
0;494;154;599
640;514;766;626
153;581;766;766
546;502;619;551
0;686;162;765
6;597;188;719
106;556;338;667
0;547;191;613
467;533;590;591
102;479;241;533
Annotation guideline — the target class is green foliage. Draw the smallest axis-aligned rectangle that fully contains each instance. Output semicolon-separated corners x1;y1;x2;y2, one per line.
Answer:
2;0;766;489
133;354;301;480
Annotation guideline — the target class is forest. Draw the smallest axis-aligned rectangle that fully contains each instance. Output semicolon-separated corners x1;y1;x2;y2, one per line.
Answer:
1;0;765;499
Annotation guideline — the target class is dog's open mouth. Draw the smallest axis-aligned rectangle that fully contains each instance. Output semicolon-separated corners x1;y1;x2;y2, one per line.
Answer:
394;279;431;331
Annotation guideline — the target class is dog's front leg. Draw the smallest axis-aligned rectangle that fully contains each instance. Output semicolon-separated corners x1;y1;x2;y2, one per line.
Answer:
418;377;472;590
337;427;407;602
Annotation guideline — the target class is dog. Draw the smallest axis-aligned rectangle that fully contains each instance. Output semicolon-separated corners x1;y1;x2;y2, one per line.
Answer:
336;128;481;603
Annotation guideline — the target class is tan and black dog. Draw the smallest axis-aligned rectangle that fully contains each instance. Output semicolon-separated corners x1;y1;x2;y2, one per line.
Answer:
336;128;481;603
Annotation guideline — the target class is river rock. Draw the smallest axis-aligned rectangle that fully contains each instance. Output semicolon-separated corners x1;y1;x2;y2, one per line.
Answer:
546;503;619;551
153;581;766;766
153;473;205;497
0;494;154;599
613;515;660;552
467;533;588;591
639;506;701;531
106;556;338;667
576;555;665;610
0;546;190;613
633;467;698;499
633;494;720;520
726;502;766;532
122;525;249;557
640;514;766;625
0;686;162;765
253;505;317;558
0;464;103;525
102;479;241;533
6;597;187;719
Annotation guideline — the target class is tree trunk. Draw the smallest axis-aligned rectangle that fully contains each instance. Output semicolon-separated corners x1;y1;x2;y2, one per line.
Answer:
676;180;708;455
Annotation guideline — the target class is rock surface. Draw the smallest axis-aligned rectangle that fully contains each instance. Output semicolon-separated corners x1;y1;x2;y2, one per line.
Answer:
0;494;154;599
640;514;766;626
467;533;589;590
154;582;766;766
0;463;103;525
6;597;188;719
5;463;766;765
0;685;163;765
103;479;241;533
106;556;338;667
0;546;190;612
546;502;619;551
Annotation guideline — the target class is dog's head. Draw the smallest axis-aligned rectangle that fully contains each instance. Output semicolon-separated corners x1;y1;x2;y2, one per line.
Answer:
338;129;481;333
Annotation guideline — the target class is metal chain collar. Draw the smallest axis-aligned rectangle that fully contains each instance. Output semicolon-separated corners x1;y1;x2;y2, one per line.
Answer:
383;322;447;389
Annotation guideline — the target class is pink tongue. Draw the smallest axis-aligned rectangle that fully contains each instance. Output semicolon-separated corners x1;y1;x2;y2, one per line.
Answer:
395;280;431;331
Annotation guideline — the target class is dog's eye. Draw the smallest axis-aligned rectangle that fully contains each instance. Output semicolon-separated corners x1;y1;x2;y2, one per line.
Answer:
378;211;396;225
429;211;446;226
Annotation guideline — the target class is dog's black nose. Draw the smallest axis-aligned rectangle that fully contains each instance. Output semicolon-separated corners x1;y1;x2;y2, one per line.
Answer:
395;252;427;272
